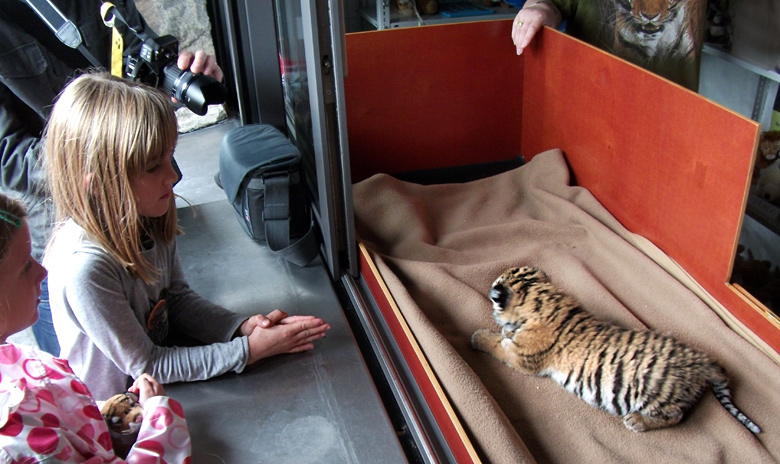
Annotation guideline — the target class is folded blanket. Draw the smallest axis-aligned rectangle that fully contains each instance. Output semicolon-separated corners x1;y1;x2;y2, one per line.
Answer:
353;149;780;464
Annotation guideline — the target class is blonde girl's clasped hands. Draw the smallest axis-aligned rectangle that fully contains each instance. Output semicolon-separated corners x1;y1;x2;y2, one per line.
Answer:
240;310;331;364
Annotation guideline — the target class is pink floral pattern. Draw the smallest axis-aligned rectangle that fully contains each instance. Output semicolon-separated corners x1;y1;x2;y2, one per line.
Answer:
0;344;191;463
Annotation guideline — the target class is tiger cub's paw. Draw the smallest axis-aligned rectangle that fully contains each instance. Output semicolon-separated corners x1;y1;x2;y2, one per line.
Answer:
471;329;501;353
622;412;682;433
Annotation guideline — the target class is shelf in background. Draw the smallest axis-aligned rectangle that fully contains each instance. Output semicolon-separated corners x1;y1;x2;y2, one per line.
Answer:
359;1;518;30
703;43;780;84
746;192;780;237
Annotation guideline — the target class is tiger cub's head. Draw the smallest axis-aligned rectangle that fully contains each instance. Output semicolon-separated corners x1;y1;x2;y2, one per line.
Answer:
489;267;553;332
100;391;144;435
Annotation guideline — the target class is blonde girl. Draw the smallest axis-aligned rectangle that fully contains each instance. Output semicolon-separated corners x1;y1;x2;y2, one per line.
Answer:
44;73;330;400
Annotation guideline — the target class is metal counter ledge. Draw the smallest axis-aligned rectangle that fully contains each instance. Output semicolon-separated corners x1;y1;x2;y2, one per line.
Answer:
167;200;406;463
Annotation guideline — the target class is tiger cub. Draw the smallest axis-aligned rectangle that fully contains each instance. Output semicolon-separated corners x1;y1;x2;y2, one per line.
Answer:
471;266;761;434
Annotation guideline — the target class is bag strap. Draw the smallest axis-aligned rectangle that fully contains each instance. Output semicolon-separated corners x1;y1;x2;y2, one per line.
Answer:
263;173;319;266
263;174;290;248
269;226;319;267
24;0;103;68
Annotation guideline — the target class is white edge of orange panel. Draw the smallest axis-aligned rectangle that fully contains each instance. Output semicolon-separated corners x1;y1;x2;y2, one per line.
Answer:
359;242;482;463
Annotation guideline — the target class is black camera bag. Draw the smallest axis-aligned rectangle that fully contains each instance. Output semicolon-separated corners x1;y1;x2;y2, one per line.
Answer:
217;124;318;266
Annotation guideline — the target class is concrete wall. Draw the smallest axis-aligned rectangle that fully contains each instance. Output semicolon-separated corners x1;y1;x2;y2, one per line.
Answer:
135;0;215;55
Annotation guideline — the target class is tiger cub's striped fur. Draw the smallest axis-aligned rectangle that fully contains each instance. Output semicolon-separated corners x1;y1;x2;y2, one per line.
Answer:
471;266;761;434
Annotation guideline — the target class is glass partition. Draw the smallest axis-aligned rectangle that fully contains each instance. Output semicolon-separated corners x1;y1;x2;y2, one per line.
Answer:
272;0;357;278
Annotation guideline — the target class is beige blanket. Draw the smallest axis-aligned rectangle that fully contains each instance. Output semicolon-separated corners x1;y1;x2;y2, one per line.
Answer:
353;150;780;464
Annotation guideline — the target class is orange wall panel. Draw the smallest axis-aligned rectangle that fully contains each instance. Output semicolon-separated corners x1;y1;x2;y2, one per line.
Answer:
520;28;765;347
345;21;525;182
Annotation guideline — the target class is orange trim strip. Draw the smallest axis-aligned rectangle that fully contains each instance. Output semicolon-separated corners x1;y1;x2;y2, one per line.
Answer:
359;243;480;463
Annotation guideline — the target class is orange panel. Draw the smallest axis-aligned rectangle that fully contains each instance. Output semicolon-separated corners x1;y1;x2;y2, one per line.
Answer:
719;285;780;351
519;28;773;351
359;246;480;463
345;21;525;182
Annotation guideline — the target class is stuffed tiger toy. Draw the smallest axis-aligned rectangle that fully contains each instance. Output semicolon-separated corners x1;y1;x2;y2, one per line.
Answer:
471;266;761;434
100;391;144;457
100;391;144;433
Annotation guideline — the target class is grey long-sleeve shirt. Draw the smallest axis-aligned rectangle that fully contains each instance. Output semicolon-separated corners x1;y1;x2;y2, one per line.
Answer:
45;219;248;400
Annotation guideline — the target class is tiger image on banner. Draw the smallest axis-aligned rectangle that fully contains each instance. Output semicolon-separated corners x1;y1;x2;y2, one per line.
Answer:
610;0;705;65
552;0;707;90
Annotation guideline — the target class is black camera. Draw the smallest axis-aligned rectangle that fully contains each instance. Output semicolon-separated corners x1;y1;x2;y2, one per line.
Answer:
125;35;227;116
100;3;227;116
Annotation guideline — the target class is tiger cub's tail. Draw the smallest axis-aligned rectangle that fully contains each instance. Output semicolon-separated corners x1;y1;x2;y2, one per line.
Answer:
711;379;762;434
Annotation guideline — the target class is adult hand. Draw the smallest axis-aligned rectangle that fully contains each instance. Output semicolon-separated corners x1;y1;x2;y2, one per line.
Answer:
129;373;165;406
177;50;224;82
511;1;562;55
246;315;331;364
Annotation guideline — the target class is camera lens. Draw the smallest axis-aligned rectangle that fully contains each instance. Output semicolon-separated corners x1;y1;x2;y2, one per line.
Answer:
162;65;228;116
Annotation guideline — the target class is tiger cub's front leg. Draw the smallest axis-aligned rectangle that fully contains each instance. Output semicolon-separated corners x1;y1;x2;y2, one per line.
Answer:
472;329;509;363
472;329;543;375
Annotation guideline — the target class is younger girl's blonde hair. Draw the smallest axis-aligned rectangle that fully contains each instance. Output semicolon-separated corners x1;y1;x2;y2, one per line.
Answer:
45;72;179;284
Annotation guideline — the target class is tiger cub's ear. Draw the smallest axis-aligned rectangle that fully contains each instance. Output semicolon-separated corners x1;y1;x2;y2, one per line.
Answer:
489;284;509;310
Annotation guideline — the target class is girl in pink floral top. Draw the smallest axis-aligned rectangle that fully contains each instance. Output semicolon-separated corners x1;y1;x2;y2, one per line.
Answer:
0;193;192;463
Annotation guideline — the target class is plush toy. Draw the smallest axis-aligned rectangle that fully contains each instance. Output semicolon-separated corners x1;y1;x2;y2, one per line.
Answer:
100;391;144;458
417;0;438;14
394;0;414;16
754;131;780;181
756;158;780;204
705;1;734;49
394;0;438;15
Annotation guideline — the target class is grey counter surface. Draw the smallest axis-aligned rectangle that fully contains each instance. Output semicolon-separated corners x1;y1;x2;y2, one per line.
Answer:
168;200;406;463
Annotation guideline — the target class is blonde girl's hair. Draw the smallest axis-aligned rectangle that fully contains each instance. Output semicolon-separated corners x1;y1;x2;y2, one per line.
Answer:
44;72;179;284
0;194;27;264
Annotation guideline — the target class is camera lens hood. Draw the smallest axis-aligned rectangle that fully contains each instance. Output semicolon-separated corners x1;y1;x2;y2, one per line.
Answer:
163;65;228;116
